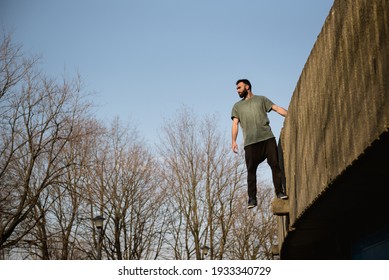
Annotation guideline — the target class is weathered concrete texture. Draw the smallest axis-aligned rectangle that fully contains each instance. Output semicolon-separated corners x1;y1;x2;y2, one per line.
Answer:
283;0;389;227
270;198;289;216
280;0;389;258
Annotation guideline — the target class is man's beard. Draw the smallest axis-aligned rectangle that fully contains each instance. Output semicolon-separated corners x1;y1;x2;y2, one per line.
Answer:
239;89;248;99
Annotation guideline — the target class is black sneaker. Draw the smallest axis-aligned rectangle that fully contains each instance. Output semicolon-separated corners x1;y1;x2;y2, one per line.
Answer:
247;197;257;209
277;192;288;199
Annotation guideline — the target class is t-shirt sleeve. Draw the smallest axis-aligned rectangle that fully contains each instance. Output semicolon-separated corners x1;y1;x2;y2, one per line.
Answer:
263;97;274;112
231;104;239;120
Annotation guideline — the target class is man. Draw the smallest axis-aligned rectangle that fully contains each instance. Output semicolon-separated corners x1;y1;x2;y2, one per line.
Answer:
231;79;288;209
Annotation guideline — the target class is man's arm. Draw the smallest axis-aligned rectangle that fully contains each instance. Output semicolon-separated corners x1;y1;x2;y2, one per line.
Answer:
231;117;239;153
271;104;288;117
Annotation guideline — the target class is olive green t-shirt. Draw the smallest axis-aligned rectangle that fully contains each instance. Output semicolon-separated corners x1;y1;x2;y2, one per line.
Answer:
231;95;275;147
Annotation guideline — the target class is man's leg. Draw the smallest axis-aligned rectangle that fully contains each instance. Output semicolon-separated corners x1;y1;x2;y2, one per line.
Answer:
265;138;287;198
244;142;265;206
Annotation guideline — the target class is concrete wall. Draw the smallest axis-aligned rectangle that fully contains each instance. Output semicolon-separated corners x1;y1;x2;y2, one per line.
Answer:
282;0;389;228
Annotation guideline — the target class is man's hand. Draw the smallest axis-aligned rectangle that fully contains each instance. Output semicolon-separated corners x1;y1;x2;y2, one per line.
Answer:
232;142;238;153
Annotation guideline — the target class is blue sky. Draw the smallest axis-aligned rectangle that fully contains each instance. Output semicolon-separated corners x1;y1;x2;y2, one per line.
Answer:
1;0;334;146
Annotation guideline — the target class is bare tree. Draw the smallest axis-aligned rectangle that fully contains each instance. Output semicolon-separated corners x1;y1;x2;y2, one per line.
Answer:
0;35;39;254
158;107;206;259
158;107;246;259
199;114;246;260
0;34;93;255
23;119;103;260
227;180;278;260
0;32;38;100
83;118;167;260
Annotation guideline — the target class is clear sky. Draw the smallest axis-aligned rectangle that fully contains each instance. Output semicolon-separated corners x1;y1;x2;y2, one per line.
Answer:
1;0;334;146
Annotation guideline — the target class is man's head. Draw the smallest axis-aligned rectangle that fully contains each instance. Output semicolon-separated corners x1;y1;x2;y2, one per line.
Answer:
236;79;251;99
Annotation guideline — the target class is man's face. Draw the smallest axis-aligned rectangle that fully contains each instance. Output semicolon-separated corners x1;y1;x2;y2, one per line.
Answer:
236;82;249;99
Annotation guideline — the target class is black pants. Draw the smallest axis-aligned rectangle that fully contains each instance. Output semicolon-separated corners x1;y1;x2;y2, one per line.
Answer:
244;137;283;199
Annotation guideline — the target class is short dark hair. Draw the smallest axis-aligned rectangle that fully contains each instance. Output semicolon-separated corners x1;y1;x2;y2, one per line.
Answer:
236;79;251;90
